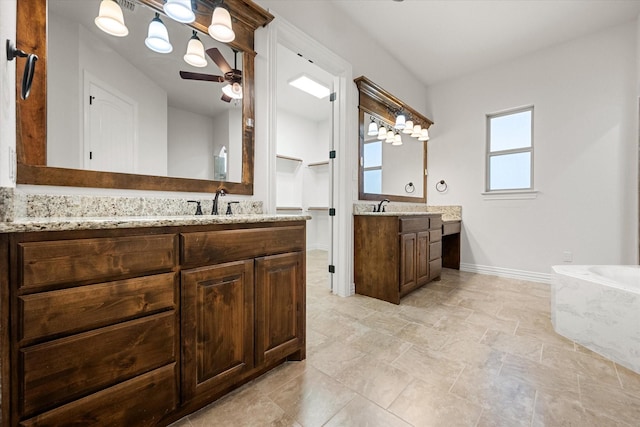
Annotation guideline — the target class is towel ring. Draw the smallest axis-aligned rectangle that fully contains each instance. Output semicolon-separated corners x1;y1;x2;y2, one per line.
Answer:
405;182;415;193
436;180;448;192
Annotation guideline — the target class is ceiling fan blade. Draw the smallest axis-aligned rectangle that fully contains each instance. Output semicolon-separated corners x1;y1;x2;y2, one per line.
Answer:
221;93;232;103
179;71;225;83
206;48;232;74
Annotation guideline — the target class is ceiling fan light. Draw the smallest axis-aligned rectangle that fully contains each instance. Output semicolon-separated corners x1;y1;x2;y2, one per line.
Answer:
222;82;243;99
395;114;406;130
184;32;207;67
164;0;195;23
385;130;394;143
411;124;422;137
418;128;430;141
209;7;235;43
403;120;414;134
95;0;129;37
377;126;387;140
367;120;378;137
393;132;403;145
145;14;173;54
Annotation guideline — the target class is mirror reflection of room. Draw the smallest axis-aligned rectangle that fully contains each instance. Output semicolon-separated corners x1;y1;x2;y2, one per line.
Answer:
47;0;242;182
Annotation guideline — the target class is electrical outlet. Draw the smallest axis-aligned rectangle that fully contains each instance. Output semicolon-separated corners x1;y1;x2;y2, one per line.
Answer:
563;251;573;263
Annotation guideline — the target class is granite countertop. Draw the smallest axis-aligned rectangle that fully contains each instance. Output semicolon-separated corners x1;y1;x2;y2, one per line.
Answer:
354;212;461;222
0;214;311;233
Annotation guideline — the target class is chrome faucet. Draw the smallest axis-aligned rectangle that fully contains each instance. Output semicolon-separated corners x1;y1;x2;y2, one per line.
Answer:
375;199;390;212
212;189;226;215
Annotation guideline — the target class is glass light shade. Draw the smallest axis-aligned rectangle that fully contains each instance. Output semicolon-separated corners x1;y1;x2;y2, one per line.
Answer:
403;120;414;134
377;126;387;140
95;0;129;37
184;33;207;67
222;82;243;99
395;114;406;130
411;124;422;137
418;128;430;141
385;130;394;143
393;132;403;145
145;15;173;53
367;120;378;136
163;0;195;23
209;7;235;43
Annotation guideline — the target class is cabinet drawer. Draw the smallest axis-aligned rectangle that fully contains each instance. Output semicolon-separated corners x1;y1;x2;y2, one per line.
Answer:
430;229;442;242
181;225;305;266
443;221;461;236
21;312;176;417
20;364;177;427
19;272;177;342
399;217;429;233
429;241;442;261
430;216;443;230
19;234;176;291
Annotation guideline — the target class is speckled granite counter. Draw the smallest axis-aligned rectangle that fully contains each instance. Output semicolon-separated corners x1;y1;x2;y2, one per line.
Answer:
0;214;311;233
353;203;462;221
354;211;461;223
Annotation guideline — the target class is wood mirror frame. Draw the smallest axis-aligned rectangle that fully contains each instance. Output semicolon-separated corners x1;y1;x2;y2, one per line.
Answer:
355;76;434;203
15;0;273;194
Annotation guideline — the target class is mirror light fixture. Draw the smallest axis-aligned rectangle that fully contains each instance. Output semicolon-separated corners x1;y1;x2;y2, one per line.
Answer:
385;129;394;143
395;114;406;130
95;0;129;37
418;128;430;141
402;120;414;134
184;31;207;67
163;0;195;23
411;124;422;138
145;13;173;53
209;3;236;43
367;117;378;136
288;74;331;99
377;124;387;140
222;82;243;99
393;131;403;146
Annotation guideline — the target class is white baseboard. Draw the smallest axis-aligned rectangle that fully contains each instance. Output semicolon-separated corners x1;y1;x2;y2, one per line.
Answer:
459;263;552;284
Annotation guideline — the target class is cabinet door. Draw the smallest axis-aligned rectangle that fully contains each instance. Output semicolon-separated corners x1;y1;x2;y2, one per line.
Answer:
255;252;305;366
399;233;417;294
416;231;430;285
181;260;254;401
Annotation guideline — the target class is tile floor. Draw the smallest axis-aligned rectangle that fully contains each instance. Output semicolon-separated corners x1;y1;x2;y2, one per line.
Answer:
171;250;640;426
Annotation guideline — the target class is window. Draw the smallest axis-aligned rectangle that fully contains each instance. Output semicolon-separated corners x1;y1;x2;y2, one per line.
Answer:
363;139;382;194
486;106;533;191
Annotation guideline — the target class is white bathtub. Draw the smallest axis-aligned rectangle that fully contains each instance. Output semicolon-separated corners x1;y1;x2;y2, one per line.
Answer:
551;265;640;374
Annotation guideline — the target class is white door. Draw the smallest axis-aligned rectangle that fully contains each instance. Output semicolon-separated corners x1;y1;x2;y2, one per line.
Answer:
84;76;137;173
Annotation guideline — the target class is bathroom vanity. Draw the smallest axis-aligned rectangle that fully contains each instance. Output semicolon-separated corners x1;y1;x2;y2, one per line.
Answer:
354;213;443;304
0;215;306;426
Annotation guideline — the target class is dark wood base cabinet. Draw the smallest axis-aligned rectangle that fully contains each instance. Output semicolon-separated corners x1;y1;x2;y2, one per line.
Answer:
0;221;306;426
354;214;442;304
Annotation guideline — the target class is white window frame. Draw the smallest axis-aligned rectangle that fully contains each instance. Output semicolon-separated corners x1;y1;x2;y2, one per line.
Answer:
485;105;534;195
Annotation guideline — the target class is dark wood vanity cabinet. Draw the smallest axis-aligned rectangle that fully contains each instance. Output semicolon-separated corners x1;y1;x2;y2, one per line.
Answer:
1;221;306;426
355;214;442;304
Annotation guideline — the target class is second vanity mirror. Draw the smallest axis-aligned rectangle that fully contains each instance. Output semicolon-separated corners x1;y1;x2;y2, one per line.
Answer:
355;76;433;203
16;0;274;194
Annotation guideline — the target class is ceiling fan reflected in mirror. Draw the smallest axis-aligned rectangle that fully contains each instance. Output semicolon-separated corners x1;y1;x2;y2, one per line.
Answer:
179;47;242;102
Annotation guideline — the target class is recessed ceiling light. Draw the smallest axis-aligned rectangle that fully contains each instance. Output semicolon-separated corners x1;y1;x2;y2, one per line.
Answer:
288;74;330;99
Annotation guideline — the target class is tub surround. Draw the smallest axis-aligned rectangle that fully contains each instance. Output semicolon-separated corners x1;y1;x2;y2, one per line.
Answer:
552;265;640;374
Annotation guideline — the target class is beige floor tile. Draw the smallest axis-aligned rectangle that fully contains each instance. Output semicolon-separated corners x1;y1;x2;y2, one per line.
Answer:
476;410;530;427
541;344;620;389
396;321;450;351
531;390;622;427
465;310;518;335
307;340;366;377
345;329;413;363
357;311;409;335
579;376;640;425
251;361;309;396
481;329;543;362
432;315;488;342
333;354;414;409
268;365;357;427
392;345;465;389
388;378;483;427
397;304;446;327
438;337;506;373
615;363;640;397
324;395;411;427
450;365;536;423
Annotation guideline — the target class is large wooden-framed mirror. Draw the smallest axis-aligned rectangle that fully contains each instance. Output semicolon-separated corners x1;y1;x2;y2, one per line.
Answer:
355;76;433;203
15;0;273;194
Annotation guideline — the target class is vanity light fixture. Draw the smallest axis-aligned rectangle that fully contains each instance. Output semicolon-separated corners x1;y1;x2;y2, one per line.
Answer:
377;123;387;140
393;131;403;146
418;128;430;141
222;82;243;99
410;124;422;137
209;3;236;43
395;114;406;130
164;0;196;23
95;0;129;37
145;13;173;53
385;129;395;143
367;117;378;136
402;120;414;134
183;31;207;67
288;74;331;99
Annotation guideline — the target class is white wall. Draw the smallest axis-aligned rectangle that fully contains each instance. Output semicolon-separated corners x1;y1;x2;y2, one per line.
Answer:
426;22;638;277
168;107;214;180
0;0;16;188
